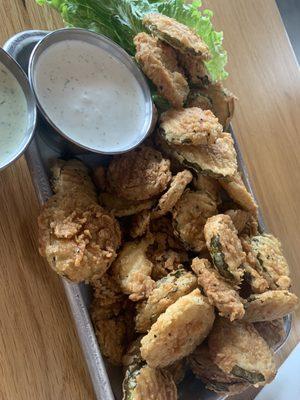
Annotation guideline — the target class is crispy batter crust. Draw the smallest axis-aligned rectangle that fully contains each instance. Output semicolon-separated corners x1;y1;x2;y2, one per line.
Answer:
249;234;291;290
159;107;222;146
152;170;193;218
135;269;198;332
112;237;155;301
243;263;269;294
172;190;217;251
107;146;171;201
189;343;250;395
157;132;238;178
178;53;211;86
219;172;258;215
204;214;245;284
243;290;299;322
193;173;221;204
51;159;97;201
208;318;277;386
164;358;187;384
130;210;152;239
92;164;107;192
38;192;121;282
143;13;210;59
225;209;258;236
192;258;245;321
99;192;154;217
134;32;189;108
140;289;215;368
123;364;177;400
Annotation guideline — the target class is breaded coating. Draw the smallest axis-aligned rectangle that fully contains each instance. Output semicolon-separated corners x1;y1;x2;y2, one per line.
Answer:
157;131;238;179
192;258;245;321
129;210;151;239
123;364;177;400
178;53;211;86
243;290;299;322
135;269;198;332
254;319;286;350
159;107;222;146
172;190;217;252
152;170;193;218
91;305;127;365
164;358;187;384
38;192;121;282
143;13;210;60
134;32;189;108
122;337;143;368
219;171;258;215
50;159;97;202
225;209;258;236
187;89;213;111
187;83;236;130
249;234;291;290
92;164;107;191
193;173;221;204
99;192;154;217
141;289;215;368
208;318;277;386
149;216;188;252
107;146;171;201
243;263;269;294
189;343;250;395
204;214;246;284
112;237;155;301
148;248;188;280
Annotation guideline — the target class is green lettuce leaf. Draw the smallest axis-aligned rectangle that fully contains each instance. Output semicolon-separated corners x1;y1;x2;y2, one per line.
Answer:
37;0;228;82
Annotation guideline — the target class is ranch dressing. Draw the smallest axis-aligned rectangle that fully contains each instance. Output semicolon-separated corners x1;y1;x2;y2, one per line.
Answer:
34;40;146;152
0;63;27;166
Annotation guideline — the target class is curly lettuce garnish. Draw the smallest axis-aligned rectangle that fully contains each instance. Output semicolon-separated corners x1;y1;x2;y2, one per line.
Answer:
37;0;228;82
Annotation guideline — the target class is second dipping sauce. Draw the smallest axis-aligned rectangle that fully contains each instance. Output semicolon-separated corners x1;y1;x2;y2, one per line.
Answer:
34;39;146;153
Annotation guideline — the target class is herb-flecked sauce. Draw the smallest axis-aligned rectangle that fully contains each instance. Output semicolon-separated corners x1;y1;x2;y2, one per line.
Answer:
0;63;27;167
34;40;146;152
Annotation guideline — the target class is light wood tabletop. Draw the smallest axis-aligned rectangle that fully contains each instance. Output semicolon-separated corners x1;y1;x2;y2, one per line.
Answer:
0;0;299;399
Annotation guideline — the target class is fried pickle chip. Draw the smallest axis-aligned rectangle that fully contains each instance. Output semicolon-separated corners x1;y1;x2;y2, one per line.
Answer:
141;289;215;368
219;171;258;215
123;363;177;400
243;290;299;322
143;13;211;60
249;234;291;290
187;83;236;130
192;258;245;321
51;159;97;201
152;170;193;218
187;89;213;110
204;214;246;284
225;209;258;236
156;132;238;179
243;263;269;294
135;269;198;332
178;53;211;86
189;343;250;395
112;237;155;301
38;192;121;282
193;173;221;204
129;210;151;239
134;32;189;108
93;164;107;191
159;107;222;146
148;247;188;280
208;318;277;386
99;192;154;218
107;146;171;201
172;189;217;252
254;319;286;350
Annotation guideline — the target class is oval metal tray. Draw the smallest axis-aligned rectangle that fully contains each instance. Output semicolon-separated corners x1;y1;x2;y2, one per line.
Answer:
4;30;292;400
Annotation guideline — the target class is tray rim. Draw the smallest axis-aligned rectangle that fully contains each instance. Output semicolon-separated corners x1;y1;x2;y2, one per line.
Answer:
3;29;292;400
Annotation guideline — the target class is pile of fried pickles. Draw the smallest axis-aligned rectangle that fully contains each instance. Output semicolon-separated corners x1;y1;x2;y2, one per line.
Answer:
38;14;299;399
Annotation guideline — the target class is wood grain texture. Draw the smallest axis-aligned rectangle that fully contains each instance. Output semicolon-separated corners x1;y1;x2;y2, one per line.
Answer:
0;0;299;399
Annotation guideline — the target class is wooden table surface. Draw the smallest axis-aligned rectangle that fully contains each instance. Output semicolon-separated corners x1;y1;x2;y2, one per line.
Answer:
0;0;299;399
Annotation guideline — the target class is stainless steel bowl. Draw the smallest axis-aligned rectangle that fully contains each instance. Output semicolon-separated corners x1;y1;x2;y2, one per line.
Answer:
0;48;36;171
28;28;155;155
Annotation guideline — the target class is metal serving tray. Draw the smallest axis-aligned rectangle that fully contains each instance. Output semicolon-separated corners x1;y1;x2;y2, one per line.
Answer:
4;30;291;400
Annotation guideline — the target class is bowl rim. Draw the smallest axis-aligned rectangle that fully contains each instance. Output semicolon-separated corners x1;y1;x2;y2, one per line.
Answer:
0;47;37;171
28;27;155;155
